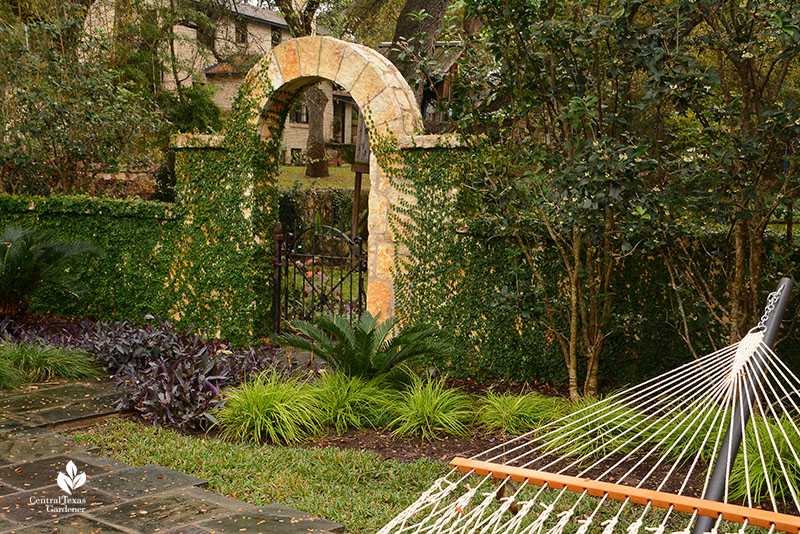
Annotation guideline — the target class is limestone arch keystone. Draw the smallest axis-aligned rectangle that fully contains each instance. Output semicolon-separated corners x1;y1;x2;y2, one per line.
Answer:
242;36;422;319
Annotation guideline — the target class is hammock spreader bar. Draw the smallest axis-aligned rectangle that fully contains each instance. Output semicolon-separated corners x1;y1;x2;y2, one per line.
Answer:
451;457;800;533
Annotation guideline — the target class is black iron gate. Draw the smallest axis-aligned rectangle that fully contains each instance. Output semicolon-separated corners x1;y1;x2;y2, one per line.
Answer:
272;220;367;333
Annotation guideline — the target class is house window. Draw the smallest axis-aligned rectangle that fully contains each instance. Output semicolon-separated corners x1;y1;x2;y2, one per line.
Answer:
235;18;247;44
271;27;282;48
198;24;216;51
290;101;308;124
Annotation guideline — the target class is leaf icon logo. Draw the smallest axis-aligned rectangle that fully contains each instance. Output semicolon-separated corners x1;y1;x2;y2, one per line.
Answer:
57;460;86;495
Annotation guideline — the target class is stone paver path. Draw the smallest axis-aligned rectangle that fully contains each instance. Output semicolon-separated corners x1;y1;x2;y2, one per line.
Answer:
0;381;344;534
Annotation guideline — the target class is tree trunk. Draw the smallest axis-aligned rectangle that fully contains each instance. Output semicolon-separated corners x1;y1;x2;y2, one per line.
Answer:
304;86;329;178
731;207;749;342
386;0;449;106
568;227;581;401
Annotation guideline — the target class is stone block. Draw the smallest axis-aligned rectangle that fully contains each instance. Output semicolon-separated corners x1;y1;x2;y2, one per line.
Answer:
0;434;87;465
0;417;35;439
391;86;413;112
8;514;127;533
67;451;130;472
376;244;394;279
88;465;207;500
318;37;347;81
367;280;392;317
0;383;114;415
199;503;344;534
266;52;285;91
0;455;109;492
90;487;233;533
273;40;300;81
0;485;116;524
368;195;389;235
296;36;322;78
349;66;388;110
354;42;394;73
364;94;402;133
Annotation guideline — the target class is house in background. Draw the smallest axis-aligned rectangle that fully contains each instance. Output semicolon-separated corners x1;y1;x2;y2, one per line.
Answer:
84;0;358;165
378;41;462;131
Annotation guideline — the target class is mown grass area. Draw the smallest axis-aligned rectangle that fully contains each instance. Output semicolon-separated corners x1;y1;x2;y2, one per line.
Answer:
278;165;371;190
70;418;441;534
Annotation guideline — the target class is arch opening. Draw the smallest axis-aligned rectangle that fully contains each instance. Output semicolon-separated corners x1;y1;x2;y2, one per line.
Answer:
241;35;422;319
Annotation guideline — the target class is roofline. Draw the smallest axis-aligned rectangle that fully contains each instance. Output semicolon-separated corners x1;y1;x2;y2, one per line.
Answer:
379;40;463;47
188;0;289;30
236;12;288;29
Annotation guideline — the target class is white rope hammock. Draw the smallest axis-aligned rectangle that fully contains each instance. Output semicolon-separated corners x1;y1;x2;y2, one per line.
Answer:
378;287;800;534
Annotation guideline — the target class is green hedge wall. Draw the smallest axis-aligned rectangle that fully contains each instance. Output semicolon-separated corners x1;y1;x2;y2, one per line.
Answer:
0;194;181;322
0;133;278;345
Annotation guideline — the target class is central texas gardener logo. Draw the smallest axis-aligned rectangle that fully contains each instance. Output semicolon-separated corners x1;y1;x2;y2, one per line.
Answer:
57;460;86;495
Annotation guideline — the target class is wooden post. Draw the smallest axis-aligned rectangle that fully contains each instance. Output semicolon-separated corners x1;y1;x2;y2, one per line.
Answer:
272;222;284;334
352;172;362;239
351;112;370;239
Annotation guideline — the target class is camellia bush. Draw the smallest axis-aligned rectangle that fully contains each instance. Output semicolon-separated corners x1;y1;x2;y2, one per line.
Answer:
389;0;800;399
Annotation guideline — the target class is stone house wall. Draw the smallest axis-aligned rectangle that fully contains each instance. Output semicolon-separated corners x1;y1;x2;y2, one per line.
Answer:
84;0;352;167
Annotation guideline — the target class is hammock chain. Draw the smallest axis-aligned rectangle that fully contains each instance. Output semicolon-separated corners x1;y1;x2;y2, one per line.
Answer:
757;286;785;329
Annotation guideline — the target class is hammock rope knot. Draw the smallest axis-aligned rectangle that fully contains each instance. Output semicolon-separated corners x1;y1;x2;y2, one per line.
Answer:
601;517;619;534
626;518;644;534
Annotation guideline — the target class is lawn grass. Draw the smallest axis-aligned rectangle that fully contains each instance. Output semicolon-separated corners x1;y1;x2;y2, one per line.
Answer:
278;165;371;190
70;418;441;534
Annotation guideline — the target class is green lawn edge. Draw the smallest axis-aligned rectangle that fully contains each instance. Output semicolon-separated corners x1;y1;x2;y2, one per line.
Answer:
69;419;440;534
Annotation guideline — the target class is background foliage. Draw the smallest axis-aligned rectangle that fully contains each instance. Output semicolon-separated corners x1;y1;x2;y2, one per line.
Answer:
383;145;800;389
384;0;800;397
0;7;157;195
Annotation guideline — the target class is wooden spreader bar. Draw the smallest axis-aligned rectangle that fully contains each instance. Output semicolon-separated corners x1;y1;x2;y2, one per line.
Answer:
451;458;800;533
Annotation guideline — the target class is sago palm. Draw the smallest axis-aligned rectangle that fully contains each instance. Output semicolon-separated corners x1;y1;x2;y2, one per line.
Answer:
273;312;448;379
0;225;96;315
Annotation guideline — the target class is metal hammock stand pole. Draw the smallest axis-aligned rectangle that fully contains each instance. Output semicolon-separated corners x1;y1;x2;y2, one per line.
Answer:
694;277;794;534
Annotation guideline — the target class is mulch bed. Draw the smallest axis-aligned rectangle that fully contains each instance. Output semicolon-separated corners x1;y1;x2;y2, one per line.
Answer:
309;429;505;463
305;377;568;464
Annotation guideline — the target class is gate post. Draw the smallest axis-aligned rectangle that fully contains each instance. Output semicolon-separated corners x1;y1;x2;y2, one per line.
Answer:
272;221;284;334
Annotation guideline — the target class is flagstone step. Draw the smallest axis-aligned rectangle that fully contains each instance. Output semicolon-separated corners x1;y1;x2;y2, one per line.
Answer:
0;381;121;430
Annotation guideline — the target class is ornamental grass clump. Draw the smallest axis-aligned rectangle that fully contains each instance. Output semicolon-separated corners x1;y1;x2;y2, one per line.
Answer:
477;391;567;435
0;356;24;388
543;396;647;459
390;375;474;441
0;342;99;387
215;370;323;444
651;400;719;462
728;414;800;505
314;372;397;433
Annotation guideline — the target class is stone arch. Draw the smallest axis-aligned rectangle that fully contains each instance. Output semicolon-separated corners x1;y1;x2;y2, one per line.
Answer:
242;35;423;319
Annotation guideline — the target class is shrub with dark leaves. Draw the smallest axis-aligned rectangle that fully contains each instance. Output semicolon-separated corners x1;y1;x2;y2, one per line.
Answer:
0;316;277;430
